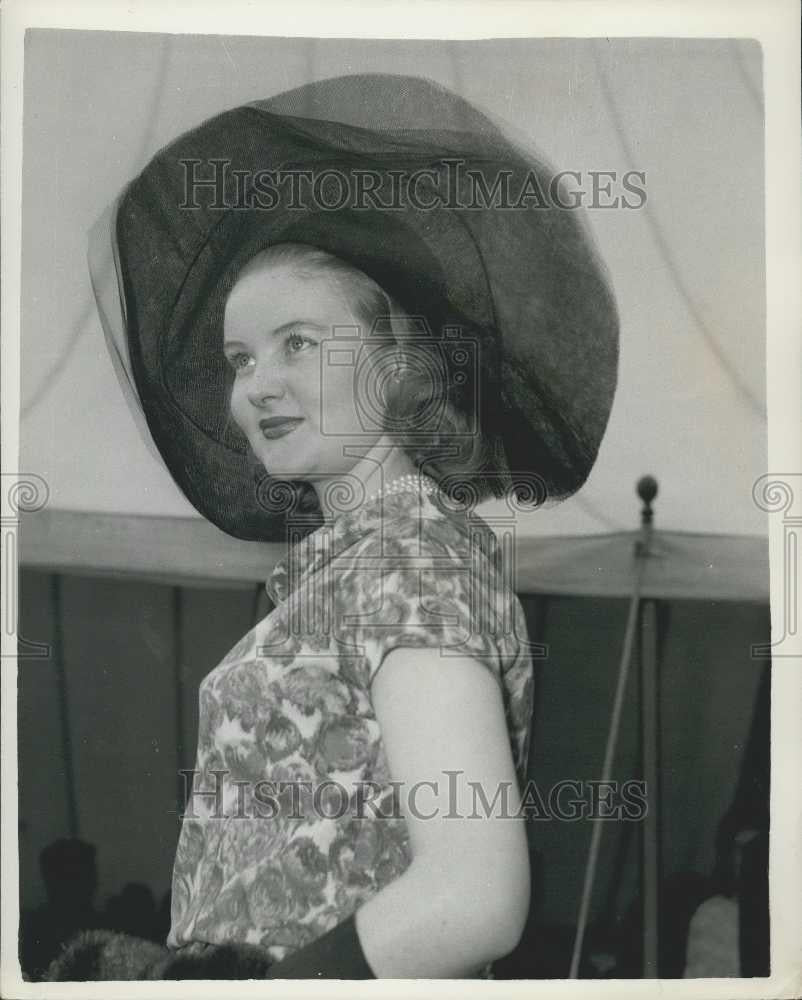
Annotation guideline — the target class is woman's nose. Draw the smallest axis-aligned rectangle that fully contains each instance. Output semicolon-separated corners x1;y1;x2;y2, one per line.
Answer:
246;365;287;407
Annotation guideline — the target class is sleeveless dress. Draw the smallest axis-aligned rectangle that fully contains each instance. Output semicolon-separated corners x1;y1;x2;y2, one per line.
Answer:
166;486;535;975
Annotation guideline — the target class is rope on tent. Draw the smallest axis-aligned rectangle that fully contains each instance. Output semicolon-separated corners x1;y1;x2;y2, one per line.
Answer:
590;40;766;423
569;475;657;977
21;33;174;421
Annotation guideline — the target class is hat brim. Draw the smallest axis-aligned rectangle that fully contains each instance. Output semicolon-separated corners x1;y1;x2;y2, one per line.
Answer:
98;75;618;541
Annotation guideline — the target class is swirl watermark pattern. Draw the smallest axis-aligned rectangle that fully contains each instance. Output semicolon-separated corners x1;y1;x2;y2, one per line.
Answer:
752;473;800;658
2;472;51;658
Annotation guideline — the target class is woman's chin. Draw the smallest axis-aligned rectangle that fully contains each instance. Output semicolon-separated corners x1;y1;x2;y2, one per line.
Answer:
258;460;332;484
251;435;359;483
252;439;311;478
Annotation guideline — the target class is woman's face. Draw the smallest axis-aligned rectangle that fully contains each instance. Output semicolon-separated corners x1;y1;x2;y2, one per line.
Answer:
223;260;385;482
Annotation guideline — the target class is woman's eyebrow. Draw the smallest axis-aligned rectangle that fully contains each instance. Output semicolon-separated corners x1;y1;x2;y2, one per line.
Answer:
223;320;328;348
272;320;327;337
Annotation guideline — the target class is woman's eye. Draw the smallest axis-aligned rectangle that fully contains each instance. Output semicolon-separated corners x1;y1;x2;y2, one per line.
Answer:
287;332;315;354
226;352;253;372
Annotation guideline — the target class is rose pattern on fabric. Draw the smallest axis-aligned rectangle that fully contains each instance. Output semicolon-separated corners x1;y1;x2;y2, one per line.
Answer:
167;489;534;970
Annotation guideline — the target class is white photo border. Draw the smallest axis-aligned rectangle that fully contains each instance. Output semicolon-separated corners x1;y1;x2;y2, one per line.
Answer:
2;1;800;998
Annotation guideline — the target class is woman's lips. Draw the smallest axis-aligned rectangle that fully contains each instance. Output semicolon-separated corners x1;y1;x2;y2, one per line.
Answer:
259;418;304;440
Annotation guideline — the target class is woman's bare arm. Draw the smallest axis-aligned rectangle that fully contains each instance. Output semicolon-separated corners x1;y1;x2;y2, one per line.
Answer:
354;646;531;978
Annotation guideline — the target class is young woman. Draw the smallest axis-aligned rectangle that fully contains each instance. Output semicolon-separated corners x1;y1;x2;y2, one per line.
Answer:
48;72;618;980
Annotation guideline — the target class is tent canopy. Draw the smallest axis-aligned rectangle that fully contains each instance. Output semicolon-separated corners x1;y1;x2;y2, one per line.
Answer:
19;33;767;592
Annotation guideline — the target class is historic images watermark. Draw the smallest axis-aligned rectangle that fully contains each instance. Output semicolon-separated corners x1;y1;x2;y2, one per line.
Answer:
178;769;648;823
180;159;648;212
1;472;51;659
752;473;800;658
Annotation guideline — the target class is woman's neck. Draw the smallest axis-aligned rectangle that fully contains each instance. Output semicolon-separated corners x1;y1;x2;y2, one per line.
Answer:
312;435;417;520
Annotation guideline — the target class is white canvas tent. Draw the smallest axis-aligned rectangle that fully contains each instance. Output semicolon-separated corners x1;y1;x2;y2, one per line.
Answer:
17;31;770;977
19;32;767;549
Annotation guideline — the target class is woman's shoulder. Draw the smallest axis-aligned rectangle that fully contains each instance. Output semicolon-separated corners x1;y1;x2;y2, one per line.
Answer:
334;501;530;689
334;506;507;617
351;496;499;566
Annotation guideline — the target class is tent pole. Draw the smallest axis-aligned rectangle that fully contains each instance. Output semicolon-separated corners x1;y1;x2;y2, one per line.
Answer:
569;475;658;978
639;597;660;975
172;586;186;818
51;573;79;838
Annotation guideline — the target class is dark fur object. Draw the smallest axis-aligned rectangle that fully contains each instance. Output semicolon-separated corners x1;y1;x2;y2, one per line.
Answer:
45;929;272;981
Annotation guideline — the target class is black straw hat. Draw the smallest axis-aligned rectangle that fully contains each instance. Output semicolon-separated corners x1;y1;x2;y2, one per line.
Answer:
88;73;618;542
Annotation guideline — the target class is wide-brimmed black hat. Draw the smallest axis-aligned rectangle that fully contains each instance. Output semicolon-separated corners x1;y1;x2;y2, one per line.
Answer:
88;73;618;542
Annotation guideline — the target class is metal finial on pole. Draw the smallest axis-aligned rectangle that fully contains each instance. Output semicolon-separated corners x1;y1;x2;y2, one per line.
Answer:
637;475;658;522
637;475;658;547
635;475;658;563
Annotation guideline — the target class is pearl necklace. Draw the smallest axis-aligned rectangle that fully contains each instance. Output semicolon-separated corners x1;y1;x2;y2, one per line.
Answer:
366;472;440;505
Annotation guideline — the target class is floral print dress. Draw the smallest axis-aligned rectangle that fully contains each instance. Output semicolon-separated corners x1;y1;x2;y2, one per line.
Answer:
167;486;534;972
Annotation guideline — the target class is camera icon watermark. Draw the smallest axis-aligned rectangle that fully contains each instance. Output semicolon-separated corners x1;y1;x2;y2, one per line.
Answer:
319;316;479;439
